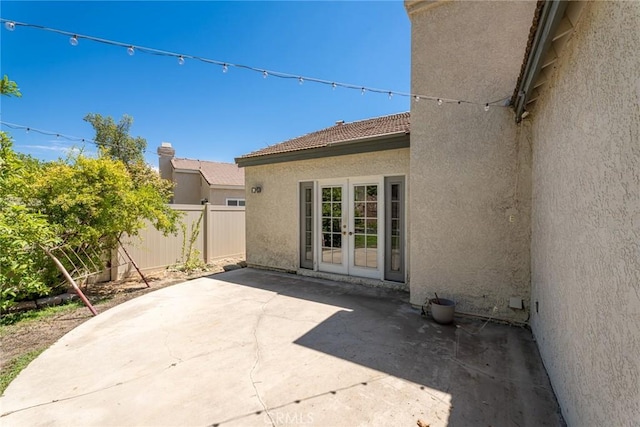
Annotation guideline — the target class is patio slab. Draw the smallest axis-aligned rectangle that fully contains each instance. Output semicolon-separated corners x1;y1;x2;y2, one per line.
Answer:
0;268;564;426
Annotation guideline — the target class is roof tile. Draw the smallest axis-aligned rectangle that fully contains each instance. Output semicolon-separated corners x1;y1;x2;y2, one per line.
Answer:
171;158;244;186
239;112;410;159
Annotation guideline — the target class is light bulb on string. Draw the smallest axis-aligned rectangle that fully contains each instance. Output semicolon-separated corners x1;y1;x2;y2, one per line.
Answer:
222;64;228;73
26;127;30;134
127;46;135;56
263;70;268;78
361;88;366;95
388;92;393;100
414;95;420;103
298;77;304;85
178;56;185;65
332;83;337;90
484;103;490;112
69;35;78;46
5;21;16;31
437;99;443;106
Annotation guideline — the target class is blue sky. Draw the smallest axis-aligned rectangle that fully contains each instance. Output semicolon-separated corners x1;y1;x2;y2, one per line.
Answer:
1;1;410;166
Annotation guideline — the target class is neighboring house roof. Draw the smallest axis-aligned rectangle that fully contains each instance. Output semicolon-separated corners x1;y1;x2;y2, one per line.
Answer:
171;158;245;186
236;112;410;167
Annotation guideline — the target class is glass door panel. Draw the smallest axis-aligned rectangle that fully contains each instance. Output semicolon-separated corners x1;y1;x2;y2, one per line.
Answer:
348;180;382;279
352;185;378;269
318;184;347;274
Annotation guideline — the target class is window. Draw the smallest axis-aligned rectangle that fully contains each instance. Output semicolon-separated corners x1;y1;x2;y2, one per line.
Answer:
299;182;314;269
226;198;245;207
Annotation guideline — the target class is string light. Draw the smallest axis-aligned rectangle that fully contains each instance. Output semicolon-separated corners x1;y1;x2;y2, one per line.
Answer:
388;92;393;100
484;103;490;112
298;77;304;85
127;46;135;56
0;18;511;110
0;121;156;157
437;98;443;106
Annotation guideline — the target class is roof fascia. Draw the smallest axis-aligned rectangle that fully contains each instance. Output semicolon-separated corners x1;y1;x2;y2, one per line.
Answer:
235;133;409;168
513;0;568;123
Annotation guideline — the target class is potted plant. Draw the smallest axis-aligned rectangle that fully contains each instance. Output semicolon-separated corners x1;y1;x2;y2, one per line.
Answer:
426;293;456;324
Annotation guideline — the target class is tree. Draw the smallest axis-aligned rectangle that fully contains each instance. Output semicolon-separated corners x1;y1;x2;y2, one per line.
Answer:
0;74;21;98
84;112;176;221
1;78;58;309
0;79;180;311
83;113;146;166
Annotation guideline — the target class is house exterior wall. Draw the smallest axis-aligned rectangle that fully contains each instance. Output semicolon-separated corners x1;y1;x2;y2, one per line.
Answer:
209;188;246;206
244;148;409;272
407;1;535;322
529;2;640;425
172;170;201;204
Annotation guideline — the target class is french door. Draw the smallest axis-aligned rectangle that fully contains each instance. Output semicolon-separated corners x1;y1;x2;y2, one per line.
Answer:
317;177;383;279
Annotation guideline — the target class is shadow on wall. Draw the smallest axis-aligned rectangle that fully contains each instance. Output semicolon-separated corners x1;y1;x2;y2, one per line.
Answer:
211;268;564;426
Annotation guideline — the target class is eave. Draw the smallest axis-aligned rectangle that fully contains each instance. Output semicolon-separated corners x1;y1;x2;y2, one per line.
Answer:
513;0;587;122
236;132;410;168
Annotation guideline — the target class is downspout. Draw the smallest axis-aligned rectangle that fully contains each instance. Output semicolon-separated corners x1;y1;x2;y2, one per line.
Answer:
514;0;568;123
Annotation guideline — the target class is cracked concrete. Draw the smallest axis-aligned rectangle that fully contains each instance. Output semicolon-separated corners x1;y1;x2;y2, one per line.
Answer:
0;268;563;426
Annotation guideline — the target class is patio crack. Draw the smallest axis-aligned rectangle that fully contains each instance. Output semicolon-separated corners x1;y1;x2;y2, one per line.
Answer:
249;293;279;427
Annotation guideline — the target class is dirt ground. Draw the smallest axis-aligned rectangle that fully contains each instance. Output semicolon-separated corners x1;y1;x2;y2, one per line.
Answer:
0;257;245;371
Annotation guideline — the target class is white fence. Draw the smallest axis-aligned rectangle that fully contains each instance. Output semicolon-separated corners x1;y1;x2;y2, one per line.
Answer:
112;204;245;280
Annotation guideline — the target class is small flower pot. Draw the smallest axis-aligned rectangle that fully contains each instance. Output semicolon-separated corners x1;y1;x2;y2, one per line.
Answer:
430;298;456;324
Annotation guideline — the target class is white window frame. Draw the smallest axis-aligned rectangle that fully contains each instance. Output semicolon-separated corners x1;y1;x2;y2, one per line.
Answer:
226;198;245;207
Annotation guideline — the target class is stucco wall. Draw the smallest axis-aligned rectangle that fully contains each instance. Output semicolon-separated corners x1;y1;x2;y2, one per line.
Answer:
529;2;640;425
407;1;535;322
244;148;409;273
172;171;201;204
209;188;246;206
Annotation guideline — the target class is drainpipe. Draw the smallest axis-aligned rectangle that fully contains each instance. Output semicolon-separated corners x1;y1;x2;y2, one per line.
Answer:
514;0;568;123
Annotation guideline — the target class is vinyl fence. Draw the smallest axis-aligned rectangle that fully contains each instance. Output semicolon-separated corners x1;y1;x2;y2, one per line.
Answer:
112;204;245;280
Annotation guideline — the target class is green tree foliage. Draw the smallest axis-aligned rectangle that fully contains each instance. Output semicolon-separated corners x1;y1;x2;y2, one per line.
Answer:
0;74;21;98
83;113;146;166
1;130;59;310
84;112;177;232
1;78;179;311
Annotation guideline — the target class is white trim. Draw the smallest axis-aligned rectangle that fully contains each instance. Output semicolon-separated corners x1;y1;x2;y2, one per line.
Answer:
315;176;385;280
225;198;246;207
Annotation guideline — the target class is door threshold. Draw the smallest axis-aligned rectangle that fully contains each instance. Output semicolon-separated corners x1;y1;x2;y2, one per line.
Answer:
296;269;408;292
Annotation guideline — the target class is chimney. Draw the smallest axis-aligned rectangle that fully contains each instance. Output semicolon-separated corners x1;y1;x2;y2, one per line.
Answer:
157;142;175;182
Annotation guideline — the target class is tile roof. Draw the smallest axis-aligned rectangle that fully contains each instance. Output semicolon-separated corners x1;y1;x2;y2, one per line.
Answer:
171;158;244;186
238;112;410;159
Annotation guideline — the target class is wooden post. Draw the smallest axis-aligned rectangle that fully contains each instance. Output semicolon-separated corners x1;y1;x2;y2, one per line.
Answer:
42;247;98;316
117;237;151;288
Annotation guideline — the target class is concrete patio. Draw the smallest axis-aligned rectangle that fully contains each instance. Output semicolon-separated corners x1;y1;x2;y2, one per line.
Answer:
0;268;564;426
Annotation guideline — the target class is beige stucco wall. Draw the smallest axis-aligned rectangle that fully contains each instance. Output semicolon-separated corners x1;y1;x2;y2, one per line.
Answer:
244;148;409;273
172;170;201;204
208;188;246;206
407;1;535;322
529;2;640;425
